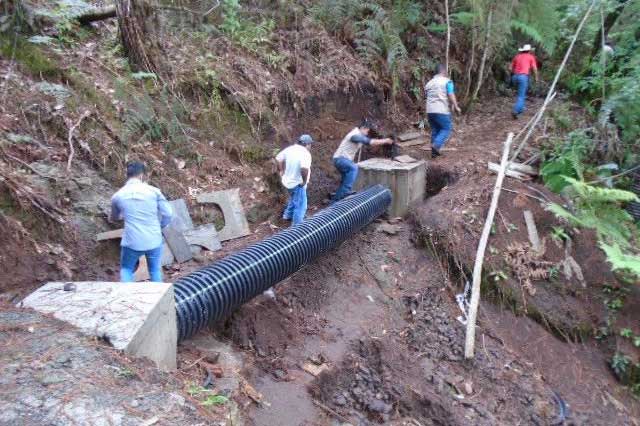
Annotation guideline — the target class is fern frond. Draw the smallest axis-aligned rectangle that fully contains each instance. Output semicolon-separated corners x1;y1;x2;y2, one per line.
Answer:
564;177;639;204
600;242;640;278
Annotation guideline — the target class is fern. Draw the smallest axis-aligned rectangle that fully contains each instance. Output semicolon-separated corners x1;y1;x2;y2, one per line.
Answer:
564;177;639;204
451;11;476;28
510;19;555;54
600;242;640;278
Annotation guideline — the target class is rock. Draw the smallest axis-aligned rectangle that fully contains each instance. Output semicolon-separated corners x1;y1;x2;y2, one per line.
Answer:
203;352;220;364
168;393;185;408
55;355;71;365
377;223;400;235
464;381;473;395
41;373;66;386
367;398;392;413
334;395;347;406
19;394;43;408
273;369;287;380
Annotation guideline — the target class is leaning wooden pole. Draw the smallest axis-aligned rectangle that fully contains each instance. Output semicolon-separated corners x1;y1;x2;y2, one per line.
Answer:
445;0;450;74
464;132;514;359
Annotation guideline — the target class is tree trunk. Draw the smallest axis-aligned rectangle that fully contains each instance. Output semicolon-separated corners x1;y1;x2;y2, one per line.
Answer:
591;0;629;58
471;8;493;101
77;6;117;24
463;25;477;102
115;0;160;73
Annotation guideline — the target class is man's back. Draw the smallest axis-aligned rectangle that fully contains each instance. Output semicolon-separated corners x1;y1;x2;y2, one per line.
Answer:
512;52;537;75
111;179;171;251
276;144;312;189
425;75;453;115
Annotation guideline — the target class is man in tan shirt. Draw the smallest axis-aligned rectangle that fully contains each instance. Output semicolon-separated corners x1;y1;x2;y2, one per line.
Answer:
331;119;393;202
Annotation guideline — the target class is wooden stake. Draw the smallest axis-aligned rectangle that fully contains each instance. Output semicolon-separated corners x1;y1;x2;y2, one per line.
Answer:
523;210;542;254
464;133;514;359
510;0;596;162
445;0;450;74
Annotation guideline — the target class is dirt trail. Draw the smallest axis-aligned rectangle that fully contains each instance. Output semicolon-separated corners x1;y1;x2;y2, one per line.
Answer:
182;96;637;425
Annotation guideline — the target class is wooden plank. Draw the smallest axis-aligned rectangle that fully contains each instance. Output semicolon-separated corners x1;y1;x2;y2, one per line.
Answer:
488;162;531;180
96;229;123;241
523;210;542;253
398;138;428;148
162;219;193;263
398;131;423;142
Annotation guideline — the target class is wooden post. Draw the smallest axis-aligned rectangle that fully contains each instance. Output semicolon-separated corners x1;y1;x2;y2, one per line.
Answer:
445;0;450;74
464;132;514;359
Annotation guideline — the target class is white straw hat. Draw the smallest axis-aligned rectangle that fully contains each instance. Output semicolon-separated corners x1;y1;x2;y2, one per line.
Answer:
519;44;534;52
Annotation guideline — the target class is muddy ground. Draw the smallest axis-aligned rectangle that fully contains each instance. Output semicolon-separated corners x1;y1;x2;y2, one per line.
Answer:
174;97;640;425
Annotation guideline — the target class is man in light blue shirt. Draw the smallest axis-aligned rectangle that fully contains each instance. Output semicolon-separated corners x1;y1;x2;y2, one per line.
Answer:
110;162;173;282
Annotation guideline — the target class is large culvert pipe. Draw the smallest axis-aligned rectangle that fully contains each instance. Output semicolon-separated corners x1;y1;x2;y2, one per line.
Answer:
173;185;392;342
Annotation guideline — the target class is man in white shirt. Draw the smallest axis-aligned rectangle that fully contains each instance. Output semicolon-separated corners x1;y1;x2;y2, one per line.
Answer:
331;119;393;202
275;134;314;225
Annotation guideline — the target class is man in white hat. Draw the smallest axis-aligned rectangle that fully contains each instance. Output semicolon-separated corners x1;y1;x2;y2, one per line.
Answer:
510;44;539;119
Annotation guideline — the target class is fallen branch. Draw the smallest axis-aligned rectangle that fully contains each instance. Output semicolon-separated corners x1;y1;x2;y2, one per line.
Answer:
66;110;91;172
465;133;514;359
511;0;596;161
502;188;547;204
76;6;117;24
312;399;349;423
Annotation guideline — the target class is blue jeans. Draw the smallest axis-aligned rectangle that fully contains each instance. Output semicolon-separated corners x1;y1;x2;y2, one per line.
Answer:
332;157;358;202
512;74;529;115
283;185;307;225
120;245;163;282
427;113;453;150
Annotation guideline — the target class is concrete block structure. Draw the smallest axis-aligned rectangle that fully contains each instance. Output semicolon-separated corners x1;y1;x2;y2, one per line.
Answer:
20;282;177;371
354;158;426;217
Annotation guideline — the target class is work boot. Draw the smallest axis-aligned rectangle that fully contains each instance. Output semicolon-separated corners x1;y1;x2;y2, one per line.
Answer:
431;147;441;159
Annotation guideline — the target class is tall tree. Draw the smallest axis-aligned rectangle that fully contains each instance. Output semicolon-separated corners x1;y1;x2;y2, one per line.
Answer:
591;0;631;58
115;0;161;73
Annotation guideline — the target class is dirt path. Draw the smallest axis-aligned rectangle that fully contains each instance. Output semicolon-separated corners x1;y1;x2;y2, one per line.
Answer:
180;96;636;425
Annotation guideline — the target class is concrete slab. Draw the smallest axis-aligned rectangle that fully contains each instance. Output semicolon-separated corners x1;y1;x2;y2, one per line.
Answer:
96;230;175;267
162;219;193;263
184;224;222;252
196;189;251;241
354;158;426;217
19;282;177;371
169;199;194;232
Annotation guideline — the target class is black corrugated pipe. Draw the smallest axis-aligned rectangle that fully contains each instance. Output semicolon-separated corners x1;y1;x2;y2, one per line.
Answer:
173;184;392;342
627;169;640;221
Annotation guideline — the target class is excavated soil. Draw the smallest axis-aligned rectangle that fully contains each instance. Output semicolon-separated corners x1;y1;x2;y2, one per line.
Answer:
183;96;639;425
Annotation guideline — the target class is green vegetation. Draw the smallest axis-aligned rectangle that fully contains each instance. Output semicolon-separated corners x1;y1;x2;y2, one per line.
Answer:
0;35;60;77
